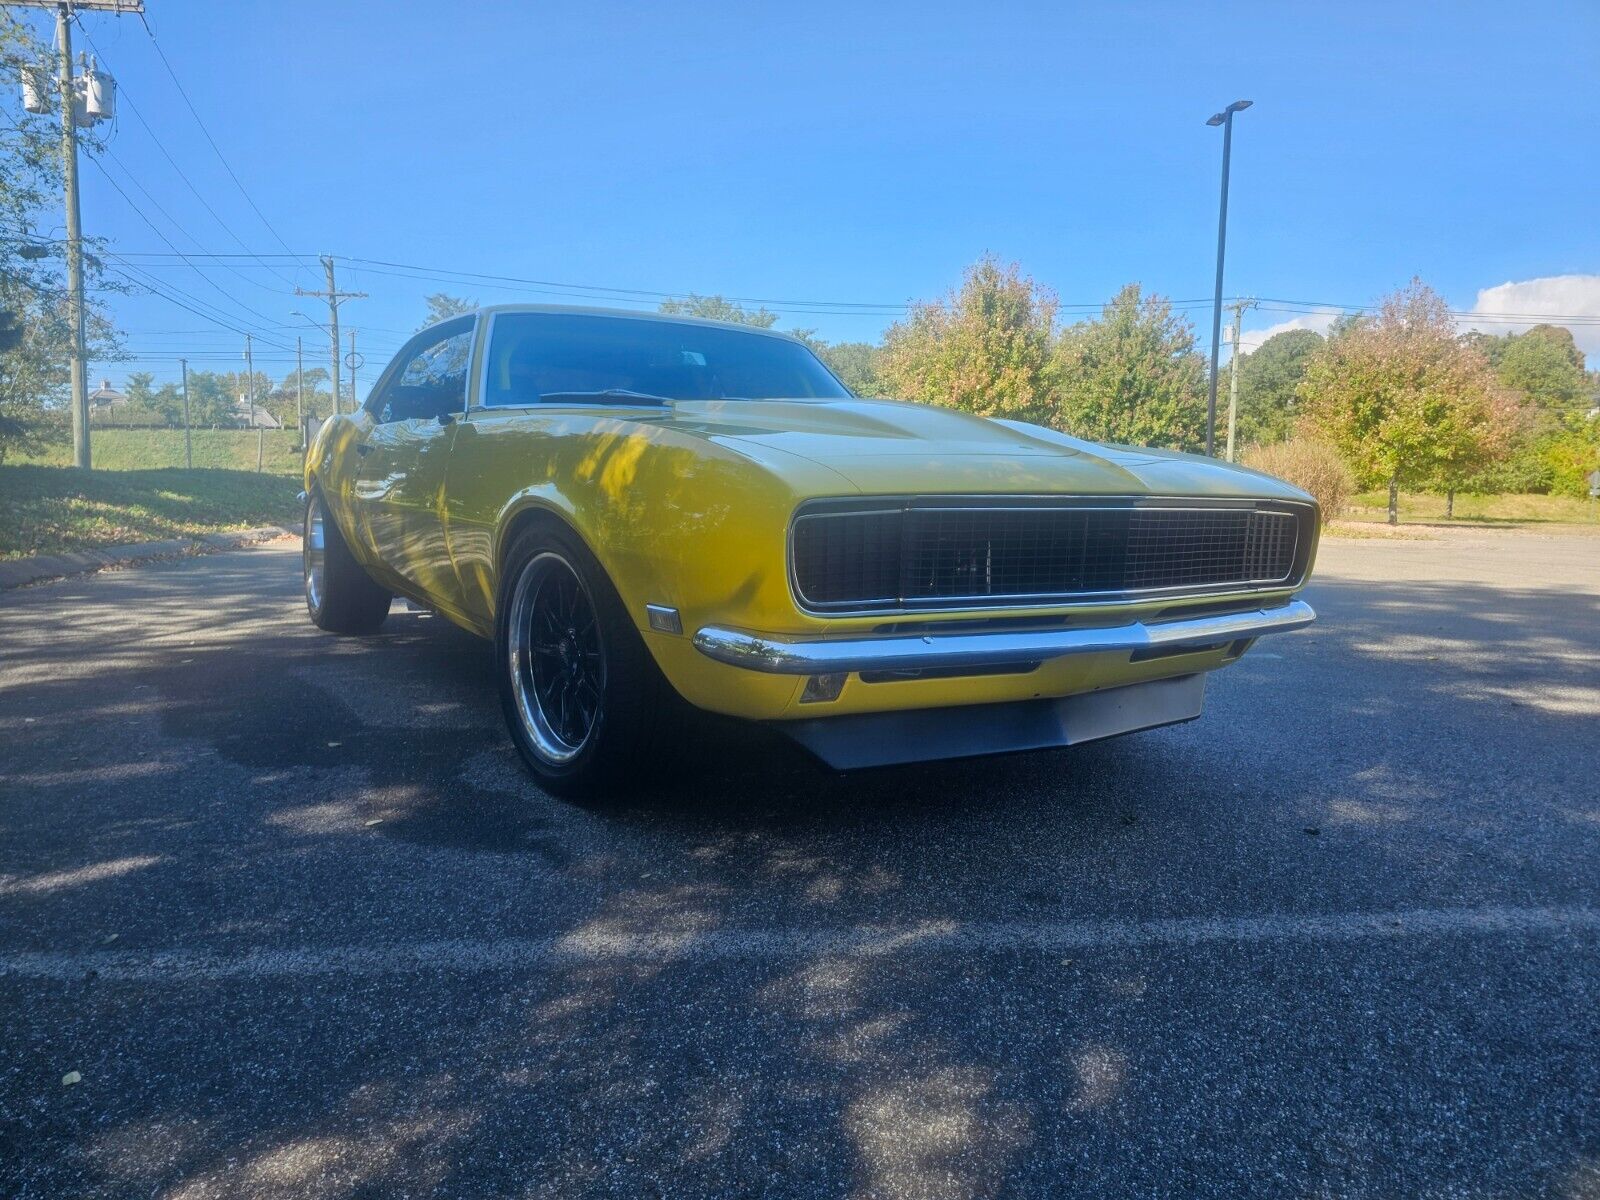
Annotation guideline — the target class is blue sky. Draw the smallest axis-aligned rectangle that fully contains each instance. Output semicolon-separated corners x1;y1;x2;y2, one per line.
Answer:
13;0;1600;388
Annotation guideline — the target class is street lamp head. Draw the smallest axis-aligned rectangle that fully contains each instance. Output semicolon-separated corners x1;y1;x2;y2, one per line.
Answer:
1228;99;1254;113
1206;113;1225;126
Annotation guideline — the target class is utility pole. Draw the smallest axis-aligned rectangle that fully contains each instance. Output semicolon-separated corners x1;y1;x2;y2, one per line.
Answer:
180;356;191;469
243;332;256;426
295;256;365;418
1205;98;1253;457
10;0;144;469
56;7;87;468
1225;297;1257;463
347;328;359;410
295;336;304;430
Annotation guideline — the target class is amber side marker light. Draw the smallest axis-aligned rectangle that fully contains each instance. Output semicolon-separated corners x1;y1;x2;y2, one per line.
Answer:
646;605;683;635
800;673;848;704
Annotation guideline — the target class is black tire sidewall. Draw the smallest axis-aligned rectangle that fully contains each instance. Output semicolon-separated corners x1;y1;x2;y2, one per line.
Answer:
304;493;329;625
495;520;659;796
305;487;390;634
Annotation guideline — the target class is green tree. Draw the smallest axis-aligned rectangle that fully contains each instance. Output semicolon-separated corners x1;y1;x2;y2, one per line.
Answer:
117;371;170;427
1496;325;1586;407
182;371;236;427
1233;328;1323;447
658;294;779;328
0;307;20;356
1299;280;1519;524
123;371;155;406
0;18;123;462
150;382;183;427
1054;284;1208;450
1457;325;1591;494
265;365;333;427
816;341;882;396
878;257;1058;424
419;293;477;330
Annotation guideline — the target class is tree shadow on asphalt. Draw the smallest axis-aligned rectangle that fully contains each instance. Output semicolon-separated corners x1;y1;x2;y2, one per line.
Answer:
5;561;1600;1196
6;566;1597;927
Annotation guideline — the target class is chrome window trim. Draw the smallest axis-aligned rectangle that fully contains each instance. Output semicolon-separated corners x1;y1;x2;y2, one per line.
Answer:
363;313;479;423
785;495;1315;616
474;309;500;412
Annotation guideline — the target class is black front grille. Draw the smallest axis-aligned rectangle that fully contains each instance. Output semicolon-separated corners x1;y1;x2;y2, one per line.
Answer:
791;500;1309;610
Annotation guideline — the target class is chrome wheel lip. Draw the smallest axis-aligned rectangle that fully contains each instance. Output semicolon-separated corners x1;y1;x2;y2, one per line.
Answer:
304;497;326;613
507;551;605;766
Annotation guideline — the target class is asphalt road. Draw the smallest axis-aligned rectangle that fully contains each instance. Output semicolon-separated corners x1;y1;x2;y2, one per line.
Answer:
2;528;1598;1198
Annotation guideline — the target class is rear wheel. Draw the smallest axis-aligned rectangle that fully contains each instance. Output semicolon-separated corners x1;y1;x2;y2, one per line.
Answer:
304;489;391;634
496;521;679;798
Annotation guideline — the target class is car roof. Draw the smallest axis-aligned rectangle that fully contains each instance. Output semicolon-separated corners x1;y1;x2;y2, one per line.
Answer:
466;303;805;342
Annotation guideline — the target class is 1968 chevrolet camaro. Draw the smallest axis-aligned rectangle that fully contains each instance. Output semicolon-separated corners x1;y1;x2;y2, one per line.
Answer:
302;305;1317;795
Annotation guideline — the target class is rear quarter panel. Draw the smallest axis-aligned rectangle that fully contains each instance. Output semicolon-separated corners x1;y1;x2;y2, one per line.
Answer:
304;411;386;572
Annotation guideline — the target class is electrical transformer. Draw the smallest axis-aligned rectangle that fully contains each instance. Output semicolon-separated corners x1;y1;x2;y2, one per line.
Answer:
21;62;52;114
83;58;115;122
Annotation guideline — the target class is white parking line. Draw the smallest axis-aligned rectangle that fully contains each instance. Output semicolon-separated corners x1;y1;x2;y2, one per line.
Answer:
3;905;1596;984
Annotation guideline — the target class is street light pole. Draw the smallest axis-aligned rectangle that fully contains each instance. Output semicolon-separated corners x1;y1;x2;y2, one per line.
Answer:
1205;98;1252;458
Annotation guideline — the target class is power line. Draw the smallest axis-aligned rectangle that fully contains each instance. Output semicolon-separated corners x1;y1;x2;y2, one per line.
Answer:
70;18;304;290
100;260;256;339
106;254;1600;329
1254;298;1600;325
83;155;296;340
102;257;293;350
92;143;290;300
341;257;914;313
133;11;303;272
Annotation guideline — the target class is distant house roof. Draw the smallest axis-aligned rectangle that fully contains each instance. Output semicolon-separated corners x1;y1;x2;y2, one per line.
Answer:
88;378;127;406
232;398;281;429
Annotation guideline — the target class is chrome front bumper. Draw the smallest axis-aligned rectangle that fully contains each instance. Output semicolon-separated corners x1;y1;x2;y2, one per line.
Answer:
693;599;1315;675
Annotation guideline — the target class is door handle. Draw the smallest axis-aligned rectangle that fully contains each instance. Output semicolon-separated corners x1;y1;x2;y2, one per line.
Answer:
354;443;372;456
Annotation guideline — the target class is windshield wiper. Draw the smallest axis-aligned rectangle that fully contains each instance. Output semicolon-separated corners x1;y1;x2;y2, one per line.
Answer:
538;389;673;406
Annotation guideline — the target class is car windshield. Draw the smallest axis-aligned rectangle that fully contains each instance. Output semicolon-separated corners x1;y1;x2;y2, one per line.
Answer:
481;312;851;406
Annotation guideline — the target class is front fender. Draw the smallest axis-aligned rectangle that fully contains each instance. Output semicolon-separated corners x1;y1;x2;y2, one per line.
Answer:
443;410;851;657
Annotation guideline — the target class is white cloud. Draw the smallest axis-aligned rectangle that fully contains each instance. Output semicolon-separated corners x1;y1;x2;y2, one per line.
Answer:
1230;276;1600;362
1461;275;1600;358
1233;307;1343;359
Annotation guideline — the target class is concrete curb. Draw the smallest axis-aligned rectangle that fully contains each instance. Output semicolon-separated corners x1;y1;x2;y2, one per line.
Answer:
0;525;297;591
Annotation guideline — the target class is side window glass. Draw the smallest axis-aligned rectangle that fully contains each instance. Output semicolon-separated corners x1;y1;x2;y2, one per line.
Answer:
377;329;473;423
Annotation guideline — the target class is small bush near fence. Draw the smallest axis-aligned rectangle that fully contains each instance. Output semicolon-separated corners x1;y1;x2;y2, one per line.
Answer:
1241;439;1355;522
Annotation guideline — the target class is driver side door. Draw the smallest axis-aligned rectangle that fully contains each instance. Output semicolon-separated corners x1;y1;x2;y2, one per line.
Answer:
353;320;475;615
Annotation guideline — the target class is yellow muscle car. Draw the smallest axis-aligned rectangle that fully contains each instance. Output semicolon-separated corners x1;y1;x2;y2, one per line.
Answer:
302;305;1317;796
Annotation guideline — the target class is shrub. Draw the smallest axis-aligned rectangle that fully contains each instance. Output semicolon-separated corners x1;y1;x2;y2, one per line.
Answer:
1241;438;1355;522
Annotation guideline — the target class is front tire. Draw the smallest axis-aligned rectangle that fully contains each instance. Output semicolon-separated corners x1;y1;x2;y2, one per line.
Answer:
496;521;678;798
304;489;391;634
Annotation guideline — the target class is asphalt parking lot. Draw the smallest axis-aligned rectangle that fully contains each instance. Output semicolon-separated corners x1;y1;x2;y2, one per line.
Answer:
2;528;1598;1198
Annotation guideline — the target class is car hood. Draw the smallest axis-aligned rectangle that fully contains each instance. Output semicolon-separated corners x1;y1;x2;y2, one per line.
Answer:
661;398;1313;503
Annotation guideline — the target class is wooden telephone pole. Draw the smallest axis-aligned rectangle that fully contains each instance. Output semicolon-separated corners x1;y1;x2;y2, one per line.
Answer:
1225;297;1257;463
295;256;365;416
7;0;145;468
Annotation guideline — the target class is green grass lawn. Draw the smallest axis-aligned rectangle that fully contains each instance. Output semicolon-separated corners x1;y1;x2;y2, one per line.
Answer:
0;464;301;559
1346;490;1600;528
18;427;305;475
